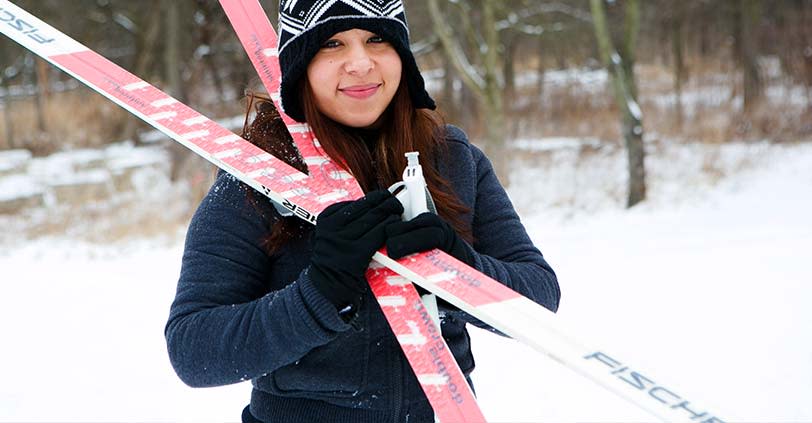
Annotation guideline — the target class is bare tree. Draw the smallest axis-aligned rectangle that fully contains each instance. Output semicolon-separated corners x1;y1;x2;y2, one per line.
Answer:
0;77;13;149
803;2;812;112
423;0;598;182
733;0;763;113
192;0;227;102
165;0;185;103
426;0;509;181
0;46;23;150
669;1;687;127
590;0;646;207
32;57;48;136
130;1;162;78
111;0;162;145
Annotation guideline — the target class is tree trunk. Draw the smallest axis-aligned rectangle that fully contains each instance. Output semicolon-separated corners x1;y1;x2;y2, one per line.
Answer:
165;0;185;103
481;0;508;183
590;0;646;207
537;37;546;102
503;33;518;106
671;2;686;127
442;53;456;120
427;0;509;184
0;81;12;149
734;0;763;113
33;58;48;134
165;0;204;182
457;80;478;136
622;71;646;208
195;1;226;102
504;34;522;139
801;1;812;112
132;0;163;78
124;0;163;145
697;2;711;58
620;0;640;100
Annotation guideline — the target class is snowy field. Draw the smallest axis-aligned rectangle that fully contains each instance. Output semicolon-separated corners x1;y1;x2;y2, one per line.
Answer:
1;139;811;422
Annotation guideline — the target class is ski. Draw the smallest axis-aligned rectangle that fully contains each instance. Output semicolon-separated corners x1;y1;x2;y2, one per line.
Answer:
0;1;483;421
218;1;484;420
0;1;725;422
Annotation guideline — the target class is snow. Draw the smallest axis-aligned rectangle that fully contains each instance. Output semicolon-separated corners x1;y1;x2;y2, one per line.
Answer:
27;149;107;178
1;139;811;421
105;143;170;170
628;98;642;121
0;149;32;174
426;66;609;96
0;174;43;201
0;142;172;203
49;168;110;187
0;240;250;421
511;136;602;152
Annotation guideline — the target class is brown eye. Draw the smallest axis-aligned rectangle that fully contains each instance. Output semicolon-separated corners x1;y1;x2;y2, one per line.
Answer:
321;39;341;49
368;36;386;44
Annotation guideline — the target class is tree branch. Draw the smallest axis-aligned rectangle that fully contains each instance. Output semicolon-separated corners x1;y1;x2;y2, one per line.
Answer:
426;0;486;94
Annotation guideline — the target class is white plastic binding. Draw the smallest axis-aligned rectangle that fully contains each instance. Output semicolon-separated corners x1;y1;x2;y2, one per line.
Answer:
389;152;441;330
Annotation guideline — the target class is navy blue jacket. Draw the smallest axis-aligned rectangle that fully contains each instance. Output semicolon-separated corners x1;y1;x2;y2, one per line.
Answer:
165;126;560;422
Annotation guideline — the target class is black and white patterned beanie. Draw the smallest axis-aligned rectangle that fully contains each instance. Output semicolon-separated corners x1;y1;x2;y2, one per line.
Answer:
278;0;436;122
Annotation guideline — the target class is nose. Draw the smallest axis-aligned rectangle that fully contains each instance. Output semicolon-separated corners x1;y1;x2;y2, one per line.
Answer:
343;45;373;76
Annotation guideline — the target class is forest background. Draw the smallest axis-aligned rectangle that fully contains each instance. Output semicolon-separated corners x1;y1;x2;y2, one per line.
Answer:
1;0;811;236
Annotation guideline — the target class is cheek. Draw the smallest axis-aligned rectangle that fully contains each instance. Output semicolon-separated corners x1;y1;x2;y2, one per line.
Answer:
383;54;403;85
307;60;333;86
306;60;337;106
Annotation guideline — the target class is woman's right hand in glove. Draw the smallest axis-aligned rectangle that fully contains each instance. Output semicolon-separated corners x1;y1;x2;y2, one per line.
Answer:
308;189;404;316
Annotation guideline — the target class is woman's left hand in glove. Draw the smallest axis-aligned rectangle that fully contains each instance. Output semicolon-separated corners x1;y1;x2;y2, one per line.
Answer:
385;212;475;267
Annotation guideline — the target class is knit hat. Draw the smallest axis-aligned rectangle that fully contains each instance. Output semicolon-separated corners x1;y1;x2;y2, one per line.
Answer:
277;0;436;122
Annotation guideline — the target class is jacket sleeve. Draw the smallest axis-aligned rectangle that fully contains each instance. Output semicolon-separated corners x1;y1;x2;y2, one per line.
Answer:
442;127;560;329
164;172;350;388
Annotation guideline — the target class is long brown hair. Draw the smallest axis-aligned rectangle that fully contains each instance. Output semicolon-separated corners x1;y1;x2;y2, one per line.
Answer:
241;94;310;253
244;82;472;254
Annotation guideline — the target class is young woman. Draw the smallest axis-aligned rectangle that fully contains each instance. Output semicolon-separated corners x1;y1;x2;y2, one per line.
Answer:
165;1;560;421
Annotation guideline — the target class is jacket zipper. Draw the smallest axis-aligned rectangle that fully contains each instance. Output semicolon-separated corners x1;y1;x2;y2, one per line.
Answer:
391;344;403;422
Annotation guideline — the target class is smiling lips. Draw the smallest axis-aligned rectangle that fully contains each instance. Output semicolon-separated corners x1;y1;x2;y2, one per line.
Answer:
339;83;381;99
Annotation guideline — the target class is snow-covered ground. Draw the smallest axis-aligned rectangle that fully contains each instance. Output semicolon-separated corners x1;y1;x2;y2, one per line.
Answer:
1;139;811;422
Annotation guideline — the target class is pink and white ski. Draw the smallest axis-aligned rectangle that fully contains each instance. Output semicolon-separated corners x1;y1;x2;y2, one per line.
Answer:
218;1;484;420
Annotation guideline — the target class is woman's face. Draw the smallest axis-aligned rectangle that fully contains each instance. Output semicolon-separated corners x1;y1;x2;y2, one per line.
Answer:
306;29;403;129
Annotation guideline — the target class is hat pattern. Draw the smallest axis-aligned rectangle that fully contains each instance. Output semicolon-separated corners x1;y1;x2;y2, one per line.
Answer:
278;0;408;52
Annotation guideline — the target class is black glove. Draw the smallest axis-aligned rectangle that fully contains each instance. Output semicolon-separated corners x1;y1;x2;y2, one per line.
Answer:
386;213;474;314
309;190;404;316
385;212;475;266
